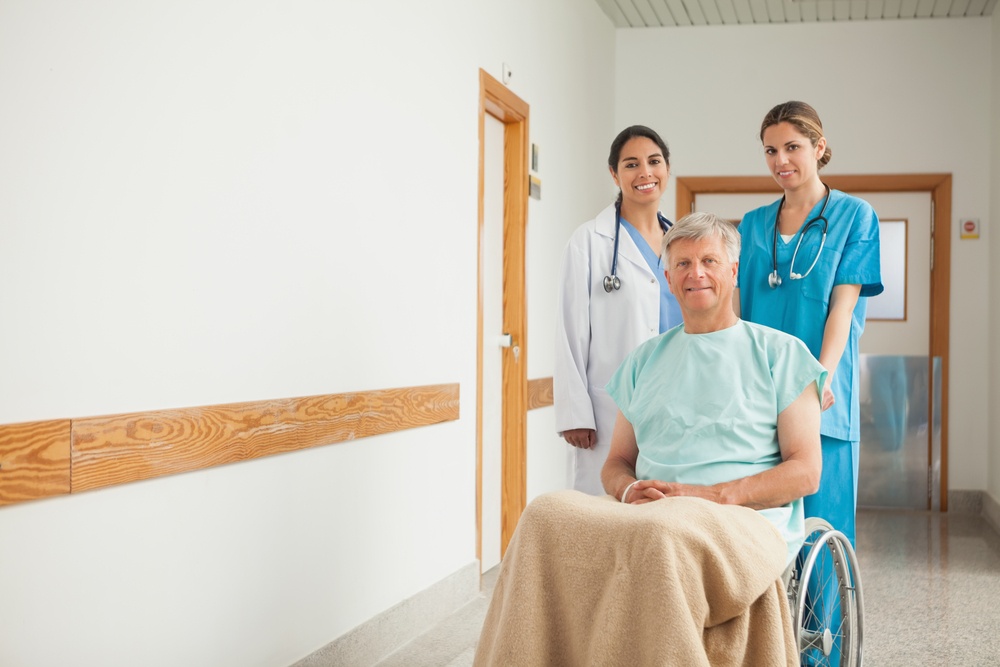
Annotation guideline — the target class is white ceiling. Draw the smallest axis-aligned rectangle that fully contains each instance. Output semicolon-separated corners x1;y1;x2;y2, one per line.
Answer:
594;0;996;26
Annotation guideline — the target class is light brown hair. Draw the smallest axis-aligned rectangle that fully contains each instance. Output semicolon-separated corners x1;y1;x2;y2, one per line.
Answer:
760;101;832;170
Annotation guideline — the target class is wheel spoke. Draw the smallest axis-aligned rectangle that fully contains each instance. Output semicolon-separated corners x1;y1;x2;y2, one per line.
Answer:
792;526;863;667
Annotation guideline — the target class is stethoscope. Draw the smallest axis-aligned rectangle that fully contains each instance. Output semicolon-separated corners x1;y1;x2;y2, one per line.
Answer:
768;184;831;289
604;201;672;293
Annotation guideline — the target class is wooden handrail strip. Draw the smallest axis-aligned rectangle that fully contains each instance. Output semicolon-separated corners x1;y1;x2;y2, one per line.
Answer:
71;383;460;493
0;384;459;506
527;377;553;411
0;419;72;506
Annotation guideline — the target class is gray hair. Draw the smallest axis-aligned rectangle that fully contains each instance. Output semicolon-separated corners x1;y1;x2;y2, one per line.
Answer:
661;212;741;265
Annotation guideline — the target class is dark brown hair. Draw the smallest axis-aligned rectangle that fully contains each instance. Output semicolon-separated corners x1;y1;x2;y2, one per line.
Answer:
607;125;670;203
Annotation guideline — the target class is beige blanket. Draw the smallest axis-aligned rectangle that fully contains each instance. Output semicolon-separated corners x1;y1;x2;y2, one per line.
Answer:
474;490;797;667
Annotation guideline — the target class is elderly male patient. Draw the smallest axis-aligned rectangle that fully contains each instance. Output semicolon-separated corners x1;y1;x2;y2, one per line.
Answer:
474;212;827;667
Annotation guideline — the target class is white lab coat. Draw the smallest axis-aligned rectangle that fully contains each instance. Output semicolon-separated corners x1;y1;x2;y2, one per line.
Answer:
554;203;664;495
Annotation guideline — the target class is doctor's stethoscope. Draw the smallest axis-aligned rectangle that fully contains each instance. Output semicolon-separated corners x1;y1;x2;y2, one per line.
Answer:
768;184;831;289
603;201;673;293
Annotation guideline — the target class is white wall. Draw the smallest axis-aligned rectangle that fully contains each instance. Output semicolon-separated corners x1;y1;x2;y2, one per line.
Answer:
0;1;614;666
989;9;1000;504
616;18;994;494
4;6;994;665
517;3;621;500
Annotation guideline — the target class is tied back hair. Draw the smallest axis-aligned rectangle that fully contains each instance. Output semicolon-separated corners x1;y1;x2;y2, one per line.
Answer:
760;101;832;170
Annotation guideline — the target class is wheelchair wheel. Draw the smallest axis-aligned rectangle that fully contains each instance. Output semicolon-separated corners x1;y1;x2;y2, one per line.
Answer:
789;518;864;667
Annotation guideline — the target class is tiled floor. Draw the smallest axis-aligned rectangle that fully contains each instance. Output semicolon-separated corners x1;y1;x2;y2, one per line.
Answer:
858;509;1000;665
376;509;1000;666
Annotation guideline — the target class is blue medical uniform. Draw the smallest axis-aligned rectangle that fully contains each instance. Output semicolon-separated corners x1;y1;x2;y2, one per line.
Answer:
738;188;882;547
740;189;881;665
621;218;682;333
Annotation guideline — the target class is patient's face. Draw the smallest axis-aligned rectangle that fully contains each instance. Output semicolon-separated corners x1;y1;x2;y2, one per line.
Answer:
664;234;738;321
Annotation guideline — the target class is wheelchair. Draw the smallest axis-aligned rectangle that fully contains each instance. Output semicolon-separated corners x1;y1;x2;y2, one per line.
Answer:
782;517;865;667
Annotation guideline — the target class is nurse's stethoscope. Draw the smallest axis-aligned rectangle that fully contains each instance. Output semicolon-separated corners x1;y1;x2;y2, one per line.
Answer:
603;201;673;293
768;184;831;289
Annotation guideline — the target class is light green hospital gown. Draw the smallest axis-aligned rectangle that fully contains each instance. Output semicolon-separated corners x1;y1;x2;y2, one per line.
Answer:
606;319;827;565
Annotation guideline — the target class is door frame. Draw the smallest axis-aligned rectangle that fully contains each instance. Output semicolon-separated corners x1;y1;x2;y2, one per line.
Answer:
477;69;529;563
677;174;952;510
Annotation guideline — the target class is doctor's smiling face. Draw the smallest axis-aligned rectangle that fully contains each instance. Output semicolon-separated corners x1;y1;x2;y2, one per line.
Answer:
610;136;669;210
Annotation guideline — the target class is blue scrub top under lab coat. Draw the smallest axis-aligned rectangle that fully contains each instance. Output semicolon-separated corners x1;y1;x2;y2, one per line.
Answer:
621;218;682;333
737;188;883;442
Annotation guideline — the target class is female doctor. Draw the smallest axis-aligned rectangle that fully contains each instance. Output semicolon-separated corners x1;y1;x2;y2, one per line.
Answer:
735;101;883;546
554;125;682;495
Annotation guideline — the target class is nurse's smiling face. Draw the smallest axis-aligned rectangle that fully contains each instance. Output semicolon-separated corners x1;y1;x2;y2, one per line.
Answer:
664;234;738;330
611;137;669;209
762;122;826;192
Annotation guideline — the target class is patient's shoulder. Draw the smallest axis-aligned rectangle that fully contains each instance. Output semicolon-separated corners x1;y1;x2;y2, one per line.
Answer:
740;320;808;348
629;326;684;361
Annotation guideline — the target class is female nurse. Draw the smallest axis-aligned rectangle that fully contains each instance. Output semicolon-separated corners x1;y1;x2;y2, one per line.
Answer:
735;101;883;547
554;125;682;495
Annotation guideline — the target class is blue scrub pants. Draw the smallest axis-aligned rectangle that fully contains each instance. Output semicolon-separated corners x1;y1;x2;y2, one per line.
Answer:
803;435;858;547
801;435;858;665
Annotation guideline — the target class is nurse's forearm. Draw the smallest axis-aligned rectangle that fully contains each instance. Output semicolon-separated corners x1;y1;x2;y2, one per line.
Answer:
818;284;862;375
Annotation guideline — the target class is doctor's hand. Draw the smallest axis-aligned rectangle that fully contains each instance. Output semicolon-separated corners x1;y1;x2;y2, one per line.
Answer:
562;428;596;449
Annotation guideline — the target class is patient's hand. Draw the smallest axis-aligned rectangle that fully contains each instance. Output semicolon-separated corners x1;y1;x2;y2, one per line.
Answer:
563;428;596;449
624;480;719;504
658;482;723;503
622;480;668;504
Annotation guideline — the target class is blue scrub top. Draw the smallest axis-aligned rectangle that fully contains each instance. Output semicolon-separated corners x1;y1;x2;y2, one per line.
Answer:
621;218;682;333
737;189;883;441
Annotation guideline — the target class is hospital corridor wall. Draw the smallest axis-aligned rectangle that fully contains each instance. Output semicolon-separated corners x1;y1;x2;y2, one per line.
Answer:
0;1;614;666
989;7;1000;519
4;6;1000;667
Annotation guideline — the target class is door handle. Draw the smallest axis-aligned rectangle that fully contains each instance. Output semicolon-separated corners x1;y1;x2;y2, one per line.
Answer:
499;333;520;362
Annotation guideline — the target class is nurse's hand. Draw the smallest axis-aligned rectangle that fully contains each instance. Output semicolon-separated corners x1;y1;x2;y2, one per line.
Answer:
563;428;596;449
822;388;836;411
822;376;836;411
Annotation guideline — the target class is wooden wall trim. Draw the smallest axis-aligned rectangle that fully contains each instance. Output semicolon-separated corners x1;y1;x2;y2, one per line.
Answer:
0;420;72;505
0;383;459;507
675;174;952;220
527;377;553;411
